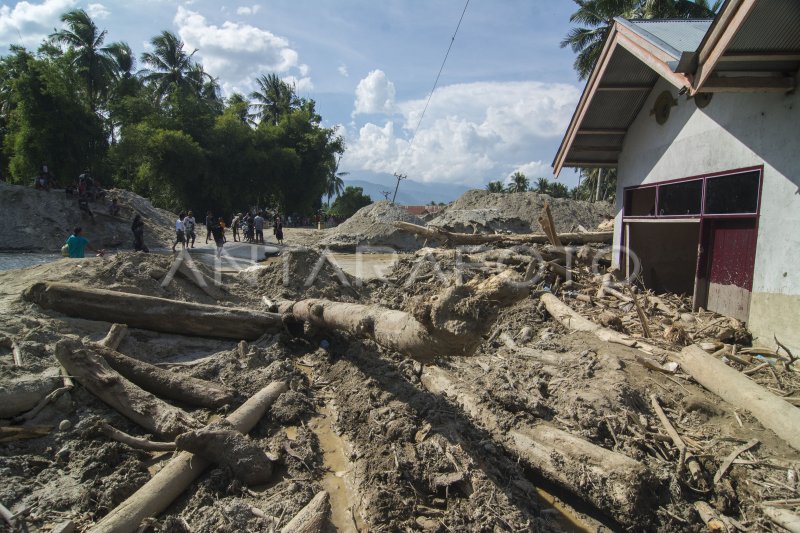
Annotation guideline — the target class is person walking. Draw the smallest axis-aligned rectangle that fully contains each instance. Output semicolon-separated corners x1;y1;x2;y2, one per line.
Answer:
253;212;265;244
64;227;101;258
183;211;196;248
274;215;284;245
231;213;241;242
210;220;225;258
205;211;214;244
132;215;149;252
172;213;186;252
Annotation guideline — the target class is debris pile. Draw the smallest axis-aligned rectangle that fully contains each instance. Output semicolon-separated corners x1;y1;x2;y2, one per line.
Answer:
320;200;424;251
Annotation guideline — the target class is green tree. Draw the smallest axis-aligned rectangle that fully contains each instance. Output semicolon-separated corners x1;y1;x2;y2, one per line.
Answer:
549;182;570;198
324;155;347;206
330;186;372;217
534;177;550;193
250;73;297;125
561;0;719;80
140;31;197;102
49;9;116;111
486;180;505;193
507;171;529;193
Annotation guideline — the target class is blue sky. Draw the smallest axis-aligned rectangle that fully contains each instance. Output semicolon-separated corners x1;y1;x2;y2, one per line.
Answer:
0;0;585;189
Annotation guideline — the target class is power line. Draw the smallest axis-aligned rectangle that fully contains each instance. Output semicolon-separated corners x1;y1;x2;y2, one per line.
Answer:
393;0;470;191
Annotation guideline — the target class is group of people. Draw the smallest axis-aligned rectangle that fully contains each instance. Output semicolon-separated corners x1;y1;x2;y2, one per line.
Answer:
228;212;284;245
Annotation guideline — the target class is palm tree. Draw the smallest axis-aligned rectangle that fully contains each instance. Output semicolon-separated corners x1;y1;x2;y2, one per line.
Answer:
507;171;529;193
49;9;116;111
486;181;505;193
561;0;719;80
249;73;296;125
325;155;347;206
226;93;255;125
140;31;197;101
534;177;551;193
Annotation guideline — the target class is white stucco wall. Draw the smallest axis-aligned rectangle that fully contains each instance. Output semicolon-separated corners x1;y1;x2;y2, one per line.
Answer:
614;78;800;350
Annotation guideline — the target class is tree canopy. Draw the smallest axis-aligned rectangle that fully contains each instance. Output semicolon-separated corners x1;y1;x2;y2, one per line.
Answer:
0;11;344;218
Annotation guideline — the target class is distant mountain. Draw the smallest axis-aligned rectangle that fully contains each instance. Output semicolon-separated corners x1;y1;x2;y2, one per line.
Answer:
343;177;470;206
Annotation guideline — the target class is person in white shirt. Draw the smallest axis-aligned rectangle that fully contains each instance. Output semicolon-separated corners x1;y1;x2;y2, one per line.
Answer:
172;213;186;252
183;211;196;248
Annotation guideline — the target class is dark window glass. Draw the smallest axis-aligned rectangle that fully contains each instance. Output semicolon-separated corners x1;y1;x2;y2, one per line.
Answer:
705;171;759;214
658;179;702;216
625;187;656;216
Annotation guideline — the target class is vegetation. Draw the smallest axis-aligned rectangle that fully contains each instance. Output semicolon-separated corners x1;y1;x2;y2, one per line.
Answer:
0;9;344;216
484;170;612;201
328;186;372;217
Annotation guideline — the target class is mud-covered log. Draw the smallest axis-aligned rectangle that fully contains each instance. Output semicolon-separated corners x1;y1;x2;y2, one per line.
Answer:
99;323;128;351
175;420;273;485
676;345;800;452
540;293;636;346
281;491;330;533
55;339;200;438
278;270;528;362
94;344;234;408
420;365;656;528
393;221;612;245
88;381;288;533
0;368;61;418
24;282;282;340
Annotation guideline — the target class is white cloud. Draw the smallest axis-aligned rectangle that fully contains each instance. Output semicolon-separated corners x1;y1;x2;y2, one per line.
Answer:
236;5;261;16
0;0;77;49
343;81;580;186
86;3;109;19
174;6;308;95
353;69;396;116
338;64;348;77
283;75;313;92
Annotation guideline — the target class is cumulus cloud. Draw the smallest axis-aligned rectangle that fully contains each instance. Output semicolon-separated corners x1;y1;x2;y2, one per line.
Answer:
174;6;308;95
353;70;396;116
343;81;580;186
236;5;261;16
0;0;77;49
86;3;109;19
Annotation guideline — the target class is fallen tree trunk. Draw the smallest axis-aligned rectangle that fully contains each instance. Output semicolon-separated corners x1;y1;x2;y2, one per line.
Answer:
278;270;528;362
94;343;234;408
24;282;282;341
420;365;656;528
540;292;636;347
55;339;200;439
281;491;330;533
0;368;62;419
393;221;613;246
675;345;800;453
88;381;288;533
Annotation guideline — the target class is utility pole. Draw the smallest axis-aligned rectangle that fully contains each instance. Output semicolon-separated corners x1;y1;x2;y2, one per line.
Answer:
391;173;407;205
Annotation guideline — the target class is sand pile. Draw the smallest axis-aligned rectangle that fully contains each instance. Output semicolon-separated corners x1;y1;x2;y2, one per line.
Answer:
429;190;612;234
0;183;175;252
320;201;423;251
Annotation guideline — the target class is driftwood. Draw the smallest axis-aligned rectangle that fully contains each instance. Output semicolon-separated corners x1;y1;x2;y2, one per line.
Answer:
88;381;288;533
0;425;51;443
98;423;176;452
55;339;200;439
420;365;655;528
278;270;528;362
762;506;800;533
100;323;129;351
694;501;728;532
540;293;636;347
94;343;234;408
675;345;800;453
24;282;282;340
0;502;14;527
393;221;613;246
0;368;62;419
714;439;758;484
175;420;274;486
280;491;331;533
650;394;705;486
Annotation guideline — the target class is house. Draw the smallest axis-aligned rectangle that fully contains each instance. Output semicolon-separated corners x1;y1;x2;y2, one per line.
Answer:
399;205;444;217
553;0;800;351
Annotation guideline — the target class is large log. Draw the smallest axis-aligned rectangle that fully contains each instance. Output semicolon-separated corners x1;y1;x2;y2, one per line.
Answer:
420;365;656;528
88;381;288;533
540;292;636;346
281;491;330;533
94;344;234;408
55;339;200;438
393;221;612;246
278;270;528;362
675;345;800;453
24;282;282;340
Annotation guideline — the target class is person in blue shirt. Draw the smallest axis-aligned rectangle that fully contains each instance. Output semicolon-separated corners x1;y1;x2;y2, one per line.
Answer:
65;227;101;258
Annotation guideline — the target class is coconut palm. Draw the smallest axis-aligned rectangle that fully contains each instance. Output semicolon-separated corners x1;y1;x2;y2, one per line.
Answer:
507;172;529;193
325;155;347;206
249;73;297;125
534;177;551;193
49;9;116;111
561;0;719;80
140;31;197;101
486;181;505;193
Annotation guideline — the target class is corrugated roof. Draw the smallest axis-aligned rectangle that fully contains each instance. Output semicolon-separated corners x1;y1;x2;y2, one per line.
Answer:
618;18;712;57
728;0;800;52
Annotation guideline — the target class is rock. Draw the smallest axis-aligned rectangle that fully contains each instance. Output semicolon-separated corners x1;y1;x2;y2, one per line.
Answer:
59;419;72;431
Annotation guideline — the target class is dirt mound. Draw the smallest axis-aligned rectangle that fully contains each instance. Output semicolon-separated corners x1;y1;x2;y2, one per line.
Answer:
0;183;175;252
320;201;423;251
430;189;612;234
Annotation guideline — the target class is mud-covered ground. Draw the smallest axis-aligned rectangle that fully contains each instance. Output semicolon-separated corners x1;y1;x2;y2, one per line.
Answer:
1;247;799;532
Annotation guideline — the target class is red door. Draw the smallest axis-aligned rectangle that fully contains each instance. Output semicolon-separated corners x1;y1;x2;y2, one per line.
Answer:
703;218;758;322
